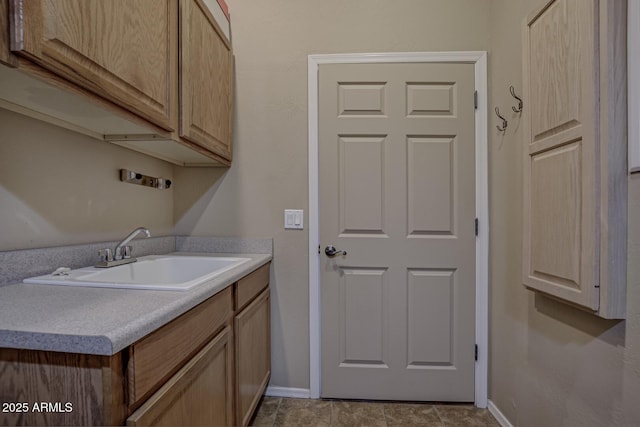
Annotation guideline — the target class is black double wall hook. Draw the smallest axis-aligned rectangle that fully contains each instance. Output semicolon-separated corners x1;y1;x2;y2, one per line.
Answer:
510;86;523;113
495;106;507;132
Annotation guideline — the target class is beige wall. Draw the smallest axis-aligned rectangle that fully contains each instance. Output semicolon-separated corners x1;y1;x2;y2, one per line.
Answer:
0;108;174;251
488;1;640;425
174;0;491;390
3;2;638;424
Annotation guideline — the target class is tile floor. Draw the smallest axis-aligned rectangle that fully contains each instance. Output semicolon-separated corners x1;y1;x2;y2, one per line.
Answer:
250;397;500;427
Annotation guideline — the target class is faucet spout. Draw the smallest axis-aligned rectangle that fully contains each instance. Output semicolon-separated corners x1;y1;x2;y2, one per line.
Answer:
114;227;151;260
95;227;151;268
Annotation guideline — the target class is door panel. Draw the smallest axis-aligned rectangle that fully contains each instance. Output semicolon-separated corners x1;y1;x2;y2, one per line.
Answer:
406;83;455;116
339;268;388;366
320;62;475;401
339;136;386;235
407;137;455;235
338;83;386;116
407;269;455;367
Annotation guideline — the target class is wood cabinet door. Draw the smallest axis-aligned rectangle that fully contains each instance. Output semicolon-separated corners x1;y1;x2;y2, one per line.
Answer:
9;0;175;131
127;327;234;427
180;0;233;160
235;287;271;427
522;0;599;310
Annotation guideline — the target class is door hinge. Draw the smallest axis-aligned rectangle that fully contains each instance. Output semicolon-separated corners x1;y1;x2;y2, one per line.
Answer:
474;90;478;109
475;218;479;236
318;245;321;254
475;344;478;361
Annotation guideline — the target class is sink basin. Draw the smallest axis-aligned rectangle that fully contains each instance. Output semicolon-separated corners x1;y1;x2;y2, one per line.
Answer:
23;255;251;291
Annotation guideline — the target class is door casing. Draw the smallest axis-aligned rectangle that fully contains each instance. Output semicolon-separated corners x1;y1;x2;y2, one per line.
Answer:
307;51;489;407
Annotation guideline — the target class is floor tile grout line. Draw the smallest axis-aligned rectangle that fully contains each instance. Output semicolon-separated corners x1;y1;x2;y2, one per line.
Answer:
381;402;388;427
330;400;333;427
271;397;283;427
433;405;445;427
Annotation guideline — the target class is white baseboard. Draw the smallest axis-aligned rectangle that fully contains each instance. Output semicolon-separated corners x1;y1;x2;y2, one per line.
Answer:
265;386;311;399
488;400;514;427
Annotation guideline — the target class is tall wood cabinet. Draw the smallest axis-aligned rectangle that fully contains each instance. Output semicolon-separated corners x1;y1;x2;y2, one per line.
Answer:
522;0;627;318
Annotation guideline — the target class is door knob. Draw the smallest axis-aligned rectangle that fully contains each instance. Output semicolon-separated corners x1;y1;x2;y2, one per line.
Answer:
325;245;347;257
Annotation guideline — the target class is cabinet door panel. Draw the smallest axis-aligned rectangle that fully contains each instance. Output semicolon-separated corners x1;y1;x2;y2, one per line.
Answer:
9;0;175;131
180;0;233;159
235;287;271;427
127;327;233;427
523;0;599;310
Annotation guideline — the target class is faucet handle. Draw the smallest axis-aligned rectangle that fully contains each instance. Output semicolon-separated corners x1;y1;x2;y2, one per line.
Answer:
123;245;133;259
99;248;113;262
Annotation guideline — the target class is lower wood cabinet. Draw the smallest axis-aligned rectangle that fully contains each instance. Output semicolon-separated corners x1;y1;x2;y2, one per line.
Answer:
0;262;271;427
235;287;271;427
127;326;234;427
127;286;233;408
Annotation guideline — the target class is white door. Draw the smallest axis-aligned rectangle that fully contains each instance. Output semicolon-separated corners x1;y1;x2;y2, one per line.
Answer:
319;62;476;401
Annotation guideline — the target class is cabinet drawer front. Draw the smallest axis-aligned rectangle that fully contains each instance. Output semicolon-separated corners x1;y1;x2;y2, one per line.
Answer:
129;286;232;406
236;263;270;311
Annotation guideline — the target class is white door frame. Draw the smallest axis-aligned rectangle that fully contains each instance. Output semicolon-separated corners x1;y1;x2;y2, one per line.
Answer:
308;52;489;407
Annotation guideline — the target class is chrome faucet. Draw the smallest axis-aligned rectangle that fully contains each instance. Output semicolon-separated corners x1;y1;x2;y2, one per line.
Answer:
96;227;151;268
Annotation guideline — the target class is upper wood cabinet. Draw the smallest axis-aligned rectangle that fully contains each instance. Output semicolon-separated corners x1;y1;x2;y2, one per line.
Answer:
522;0;627;319
180;0;233;160
1;0;234;166
10;0;175;131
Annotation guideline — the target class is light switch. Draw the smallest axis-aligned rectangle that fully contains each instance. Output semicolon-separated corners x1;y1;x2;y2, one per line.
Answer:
284;209;304;229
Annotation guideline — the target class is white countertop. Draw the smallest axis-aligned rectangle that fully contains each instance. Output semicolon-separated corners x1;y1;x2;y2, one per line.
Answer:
0;252;271;355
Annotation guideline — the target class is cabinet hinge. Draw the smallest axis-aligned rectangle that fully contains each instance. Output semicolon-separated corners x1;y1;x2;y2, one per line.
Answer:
475;344;478;361
475;218;479;236
474;90;478;109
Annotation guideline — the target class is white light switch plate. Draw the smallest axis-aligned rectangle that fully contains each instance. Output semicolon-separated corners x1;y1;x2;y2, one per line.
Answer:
284;209;304;229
